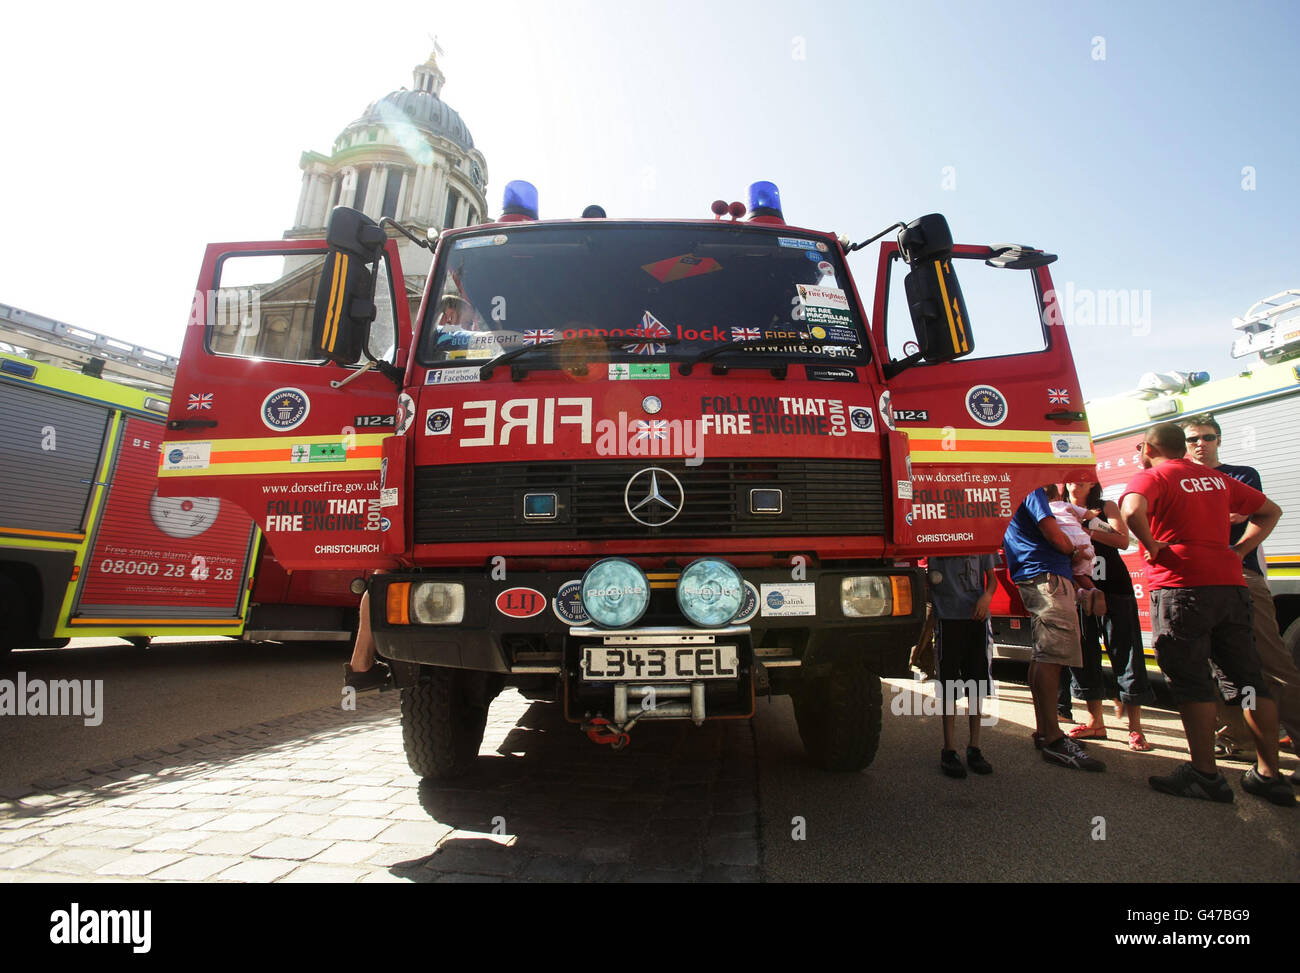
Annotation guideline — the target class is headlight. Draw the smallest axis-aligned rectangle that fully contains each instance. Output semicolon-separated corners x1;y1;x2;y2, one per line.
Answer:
410;582;465;625
580;558;650;629
677;558;744;627
841;576;892;617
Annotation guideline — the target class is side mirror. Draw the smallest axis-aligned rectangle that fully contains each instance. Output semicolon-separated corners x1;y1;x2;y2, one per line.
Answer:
985;243;1057;270
310;207;386;364
897;214;972;365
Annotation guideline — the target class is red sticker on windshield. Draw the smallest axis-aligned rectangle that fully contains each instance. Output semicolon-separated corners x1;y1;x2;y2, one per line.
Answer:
641;253;722;283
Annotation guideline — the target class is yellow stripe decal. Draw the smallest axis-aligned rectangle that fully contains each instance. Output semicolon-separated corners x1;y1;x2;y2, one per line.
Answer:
909;450;1092;464
900;426;1095;465
325;253;348;352
157;433;388;478
934;259;966;354
0;526;86;541
323;252;341;351
67;617;238;626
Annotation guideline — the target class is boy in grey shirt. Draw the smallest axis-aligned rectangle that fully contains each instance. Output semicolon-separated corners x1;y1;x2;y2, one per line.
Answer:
928;554;999;778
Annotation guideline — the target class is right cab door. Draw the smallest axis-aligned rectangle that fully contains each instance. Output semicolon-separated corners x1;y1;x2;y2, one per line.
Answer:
869;241;1096;556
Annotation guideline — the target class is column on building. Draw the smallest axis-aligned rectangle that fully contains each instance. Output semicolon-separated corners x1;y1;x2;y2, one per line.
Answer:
338;167;357;209
405;166;425;221
426;164;448;229
307;168;327;229
363;164;387;218
294;171;311;227
326;174;341;215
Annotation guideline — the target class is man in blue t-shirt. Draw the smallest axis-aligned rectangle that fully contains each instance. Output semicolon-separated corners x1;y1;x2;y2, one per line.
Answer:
1003;486;1105;771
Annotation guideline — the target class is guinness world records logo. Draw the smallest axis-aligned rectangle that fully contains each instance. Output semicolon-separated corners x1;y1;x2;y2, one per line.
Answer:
965;385;1008;427
261;387;310;431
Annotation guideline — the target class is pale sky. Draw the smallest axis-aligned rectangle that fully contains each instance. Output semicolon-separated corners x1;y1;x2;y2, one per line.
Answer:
2;0;1296;399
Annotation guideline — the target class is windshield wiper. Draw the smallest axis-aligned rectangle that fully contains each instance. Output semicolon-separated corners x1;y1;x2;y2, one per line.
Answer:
478;335;681;379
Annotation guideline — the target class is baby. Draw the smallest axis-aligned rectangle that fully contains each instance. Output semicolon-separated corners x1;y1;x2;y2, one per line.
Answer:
1044;484;1107;616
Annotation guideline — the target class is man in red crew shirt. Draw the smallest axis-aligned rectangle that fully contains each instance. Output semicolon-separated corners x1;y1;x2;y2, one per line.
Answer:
1120;422;1293;806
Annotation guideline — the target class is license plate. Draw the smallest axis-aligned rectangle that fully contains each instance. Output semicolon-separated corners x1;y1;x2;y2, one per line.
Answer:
582;645;739;681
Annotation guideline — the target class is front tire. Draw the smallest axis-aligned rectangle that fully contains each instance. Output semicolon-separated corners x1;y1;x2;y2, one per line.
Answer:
401;666;492;780
793;657;883;772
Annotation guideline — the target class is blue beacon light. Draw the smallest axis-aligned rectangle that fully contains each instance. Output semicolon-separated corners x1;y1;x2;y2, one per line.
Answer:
748;181;784;222
501;180;539;221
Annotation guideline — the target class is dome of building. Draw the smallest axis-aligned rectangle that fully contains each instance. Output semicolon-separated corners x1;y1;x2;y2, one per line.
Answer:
338;88;474;153
332;50;473;154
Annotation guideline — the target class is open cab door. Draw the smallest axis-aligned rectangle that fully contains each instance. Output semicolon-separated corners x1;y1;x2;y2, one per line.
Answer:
159;208;414;571
868;217;1095;556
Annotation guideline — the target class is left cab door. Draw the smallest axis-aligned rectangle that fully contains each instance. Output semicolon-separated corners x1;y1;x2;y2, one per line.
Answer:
159;239;411;571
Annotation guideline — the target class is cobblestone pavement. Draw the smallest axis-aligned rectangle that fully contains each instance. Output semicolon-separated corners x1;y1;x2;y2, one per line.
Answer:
0;689;760;883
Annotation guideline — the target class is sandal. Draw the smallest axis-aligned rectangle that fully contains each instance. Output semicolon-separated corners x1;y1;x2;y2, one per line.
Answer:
1068;724;1108;740
1128;731;1153;752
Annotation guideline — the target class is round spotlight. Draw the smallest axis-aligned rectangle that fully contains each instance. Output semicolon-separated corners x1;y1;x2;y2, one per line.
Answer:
677;558;745;628
580;558;650;629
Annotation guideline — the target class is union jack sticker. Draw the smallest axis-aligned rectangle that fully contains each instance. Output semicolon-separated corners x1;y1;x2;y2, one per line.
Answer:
731;327;762;341
187;393;213;410
635;420;669;441
522;329;555;345
623;310;672;355
1048;388;1070;404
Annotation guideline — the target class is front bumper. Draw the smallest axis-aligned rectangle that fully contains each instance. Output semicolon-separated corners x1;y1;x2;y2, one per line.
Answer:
370;564;925;680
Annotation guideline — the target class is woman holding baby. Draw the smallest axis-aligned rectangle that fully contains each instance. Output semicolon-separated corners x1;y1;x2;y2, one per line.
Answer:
1057;474;1156;751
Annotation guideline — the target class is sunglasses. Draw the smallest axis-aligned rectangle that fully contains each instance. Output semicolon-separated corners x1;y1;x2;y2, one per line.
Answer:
1134;441;1147;453
1185;434;1218;444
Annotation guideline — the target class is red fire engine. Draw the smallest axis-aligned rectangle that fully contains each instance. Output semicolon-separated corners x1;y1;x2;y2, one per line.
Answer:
160;180;1093;777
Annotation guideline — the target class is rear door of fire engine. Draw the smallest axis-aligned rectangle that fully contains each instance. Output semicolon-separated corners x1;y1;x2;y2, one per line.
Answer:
159;239;410;571
870;242;1094;555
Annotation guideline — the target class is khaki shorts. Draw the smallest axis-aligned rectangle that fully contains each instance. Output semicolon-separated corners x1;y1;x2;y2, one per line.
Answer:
1017;573;1082;667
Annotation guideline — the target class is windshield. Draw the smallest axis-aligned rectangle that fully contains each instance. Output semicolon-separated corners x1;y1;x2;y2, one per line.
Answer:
417;224;868;367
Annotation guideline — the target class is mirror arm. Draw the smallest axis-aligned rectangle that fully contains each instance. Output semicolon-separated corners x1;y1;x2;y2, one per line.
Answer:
331;359;376;390
378;217;436;252
882;350;925;380
846;221;907;254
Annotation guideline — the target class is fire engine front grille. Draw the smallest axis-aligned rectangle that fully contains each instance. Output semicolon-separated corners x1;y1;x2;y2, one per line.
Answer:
412;459;886;543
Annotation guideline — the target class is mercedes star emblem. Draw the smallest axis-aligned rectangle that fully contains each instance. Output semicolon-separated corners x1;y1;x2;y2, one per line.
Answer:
624;467;684;527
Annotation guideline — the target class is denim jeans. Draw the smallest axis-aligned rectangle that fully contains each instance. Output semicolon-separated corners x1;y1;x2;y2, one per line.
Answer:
1066;594;1155;705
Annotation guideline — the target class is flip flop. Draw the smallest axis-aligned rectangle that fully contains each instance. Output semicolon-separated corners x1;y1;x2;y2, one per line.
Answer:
1068;724;1107;740
1128;731;1153;752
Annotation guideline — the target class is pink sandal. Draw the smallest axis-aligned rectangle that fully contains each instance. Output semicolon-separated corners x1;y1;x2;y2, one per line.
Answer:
1128;731;1153;752
1068;724;1107;740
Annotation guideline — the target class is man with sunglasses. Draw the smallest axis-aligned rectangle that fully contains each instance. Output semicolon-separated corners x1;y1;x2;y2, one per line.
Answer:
1183;414;1300;777
1121;422;1292;805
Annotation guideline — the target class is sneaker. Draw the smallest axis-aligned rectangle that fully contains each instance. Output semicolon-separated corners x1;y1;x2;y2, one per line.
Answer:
940;749;967;779
966;747;993;775
1241;767;1296;807
1149;762;1234;803
1041;736;1106;772
344;660;392;693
